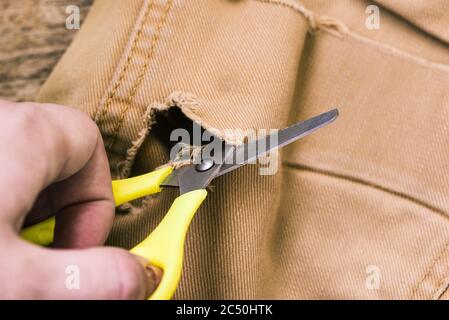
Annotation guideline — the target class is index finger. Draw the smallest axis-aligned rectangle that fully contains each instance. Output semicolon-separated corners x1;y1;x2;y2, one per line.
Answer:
0;100;115;247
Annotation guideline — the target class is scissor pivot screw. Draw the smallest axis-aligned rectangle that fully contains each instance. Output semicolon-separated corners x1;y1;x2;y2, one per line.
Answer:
196;159;215;172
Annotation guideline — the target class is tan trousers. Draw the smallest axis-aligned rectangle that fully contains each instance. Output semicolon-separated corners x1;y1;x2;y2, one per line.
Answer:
38;0;449;299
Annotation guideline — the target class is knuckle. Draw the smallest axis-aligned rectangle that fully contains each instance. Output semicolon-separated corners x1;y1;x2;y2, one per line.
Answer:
66;107;101;147
15;102;44;129
74;108;96;130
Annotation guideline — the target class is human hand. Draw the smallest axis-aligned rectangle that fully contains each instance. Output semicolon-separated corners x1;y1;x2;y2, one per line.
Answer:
0;100;161;299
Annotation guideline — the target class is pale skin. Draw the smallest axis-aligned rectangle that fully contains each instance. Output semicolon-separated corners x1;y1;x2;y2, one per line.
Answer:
0;100;161;299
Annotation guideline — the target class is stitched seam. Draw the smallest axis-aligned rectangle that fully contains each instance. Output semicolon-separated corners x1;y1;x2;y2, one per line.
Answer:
254;0;449;74
283;161;449;220
284;161;449;299
93;0;155;125
371;0;449;46
107;0;173;151
432;267;449;300
409;237;449;299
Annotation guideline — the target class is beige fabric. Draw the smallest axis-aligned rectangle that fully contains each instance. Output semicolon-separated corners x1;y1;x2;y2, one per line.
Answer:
303;0;449;64
374;0;449;44
37;0;449;299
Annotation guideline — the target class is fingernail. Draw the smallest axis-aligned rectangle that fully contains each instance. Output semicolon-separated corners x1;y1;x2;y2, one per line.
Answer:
135;255;163;298
145;265;163;295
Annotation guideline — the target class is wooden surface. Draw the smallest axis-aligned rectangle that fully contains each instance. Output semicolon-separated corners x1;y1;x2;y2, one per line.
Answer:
0;0;92;102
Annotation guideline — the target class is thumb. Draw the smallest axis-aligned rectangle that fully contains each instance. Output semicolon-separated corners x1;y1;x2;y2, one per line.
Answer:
4;239;162;299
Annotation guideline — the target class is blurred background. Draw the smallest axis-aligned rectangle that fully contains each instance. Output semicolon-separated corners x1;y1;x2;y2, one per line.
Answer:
0;0;92;102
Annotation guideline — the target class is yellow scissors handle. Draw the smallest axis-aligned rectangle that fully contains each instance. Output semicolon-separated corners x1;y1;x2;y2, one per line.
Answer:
131;189;206;300
20;166;174;245
19;166;207;300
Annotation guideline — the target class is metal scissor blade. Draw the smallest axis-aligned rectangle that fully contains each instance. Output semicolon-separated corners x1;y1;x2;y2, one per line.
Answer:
161;109;338;188
217;109;338;176
160;144;235;192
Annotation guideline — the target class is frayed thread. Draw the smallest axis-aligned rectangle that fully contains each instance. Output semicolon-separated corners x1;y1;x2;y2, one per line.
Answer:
117;91;244;180
256;0;349;36
117;91;212;179
116;106;155;179
166;92;244;145
115;91;238;213
171;142;204;169
115;106;155;213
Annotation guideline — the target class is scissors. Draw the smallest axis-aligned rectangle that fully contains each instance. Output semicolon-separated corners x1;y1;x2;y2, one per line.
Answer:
20;109;338;300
